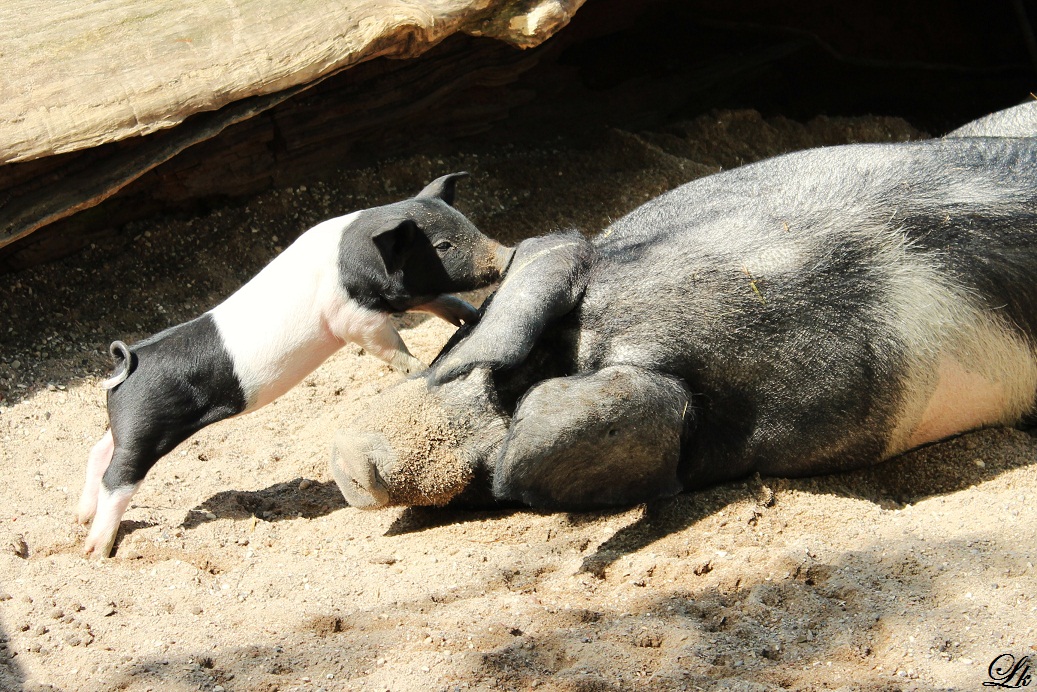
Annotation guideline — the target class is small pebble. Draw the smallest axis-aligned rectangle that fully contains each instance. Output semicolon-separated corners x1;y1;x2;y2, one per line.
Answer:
33;625;48;636
50;608;64;620
191;606;203;615
298;479;312;491
101;603;116;617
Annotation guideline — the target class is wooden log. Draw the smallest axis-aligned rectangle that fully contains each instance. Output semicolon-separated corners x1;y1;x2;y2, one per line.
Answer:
0;0;585;163
0;34;551;272
0;0;586;259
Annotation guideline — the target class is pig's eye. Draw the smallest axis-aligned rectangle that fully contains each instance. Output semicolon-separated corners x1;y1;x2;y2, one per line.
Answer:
434;240;454;252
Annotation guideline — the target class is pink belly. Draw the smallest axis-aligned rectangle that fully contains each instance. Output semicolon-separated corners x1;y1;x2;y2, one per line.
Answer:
906;356;1034;450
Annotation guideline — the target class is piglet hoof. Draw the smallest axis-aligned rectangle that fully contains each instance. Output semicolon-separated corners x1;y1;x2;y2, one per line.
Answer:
330;430;394;509
82;525;119;560
438;296;480;327
75;499;95;526
390;353;427;376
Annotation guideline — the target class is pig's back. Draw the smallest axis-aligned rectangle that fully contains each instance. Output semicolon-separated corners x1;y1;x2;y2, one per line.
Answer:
585;137;1037;360
576;137;1037;482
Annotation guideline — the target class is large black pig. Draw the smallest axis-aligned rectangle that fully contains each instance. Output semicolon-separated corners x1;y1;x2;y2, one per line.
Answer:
330;102;1037;510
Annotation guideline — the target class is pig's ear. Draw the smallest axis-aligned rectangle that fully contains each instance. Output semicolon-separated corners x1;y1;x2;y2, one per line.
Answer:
371;219;418;274
416;172;469;206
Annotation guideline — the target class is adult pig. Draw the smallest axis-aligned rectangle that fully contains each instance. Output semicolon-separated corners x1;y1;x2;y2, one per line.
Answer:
331;101;1037;510
79;173;512;557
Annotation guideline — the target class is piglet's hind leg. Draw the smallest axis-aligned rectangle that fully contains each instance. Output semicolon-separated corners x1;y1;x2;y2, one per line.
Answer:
83;438;155;558
77;429;115;525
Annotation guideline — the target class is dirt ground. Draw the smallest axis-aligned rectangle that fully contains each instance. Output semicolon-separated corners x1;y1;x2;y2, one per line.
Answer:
1;109;1035;692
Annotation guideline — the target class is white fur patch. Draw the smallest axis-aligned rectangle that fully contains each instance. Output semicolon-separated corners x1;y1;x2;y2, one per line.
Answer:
742;246;801;276
938;174;1027;210
209;212;360;410
882;235;1037;456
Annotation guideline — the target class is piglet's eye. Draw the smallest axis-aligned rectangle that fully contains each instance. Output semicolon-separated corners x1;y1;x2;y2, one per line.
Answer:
434;240;454;251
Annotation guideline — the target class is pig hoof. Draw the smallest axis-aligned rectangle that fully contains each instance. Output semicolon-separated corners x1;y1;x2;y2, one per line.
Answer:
82;530;117;559
330;430;394;509
75;502;95;525
401;360;428;376
390;353;426;376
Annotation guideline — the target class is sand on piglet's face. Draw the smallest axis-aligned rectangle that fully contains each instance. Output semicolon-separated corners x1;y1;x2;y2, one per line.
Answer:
348;377;475;506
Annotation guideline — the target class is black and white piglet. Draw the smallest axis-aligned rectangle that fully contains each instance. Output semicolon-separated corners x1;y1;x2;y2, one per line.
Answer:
77;173;513;557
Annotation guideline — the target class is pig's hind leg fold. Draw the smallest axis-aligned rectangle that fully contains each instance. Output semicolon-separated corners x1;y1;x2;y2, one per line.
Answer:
493;365;691;509
77;429;115;525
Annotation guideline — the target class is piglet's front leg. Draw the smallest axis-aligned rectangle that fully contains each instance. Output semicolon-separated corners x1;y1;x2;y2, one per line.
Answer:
411;295;479;327
356;314;426;375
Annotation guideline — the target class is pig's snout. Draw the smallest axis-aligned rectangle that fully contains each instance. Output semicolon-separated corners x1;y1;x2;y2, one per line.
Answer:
330;430;394;509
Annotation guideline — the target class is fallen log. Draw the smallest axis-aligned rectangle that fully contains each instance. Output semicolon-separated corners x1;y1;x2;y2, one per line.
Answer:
0;0;585;260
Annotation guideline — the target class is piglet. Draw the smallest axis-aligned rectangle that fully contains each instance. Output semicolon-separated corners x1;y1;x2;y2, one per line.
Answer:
77;173;513;558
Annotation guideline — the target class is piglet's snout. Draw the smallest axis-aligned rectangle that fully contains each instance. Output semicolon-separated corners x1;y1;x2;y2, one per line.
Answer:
330;430;395;509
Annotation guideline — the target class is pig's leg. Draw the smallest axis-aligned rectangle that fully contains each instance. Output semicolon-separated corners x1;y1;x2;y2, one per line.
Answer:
81;433;160;557
493;365;691;509
76;429;115;524
83;478;141;558
83;420;184;558
431;232;594;383
410;295;479;327
356;315;425;374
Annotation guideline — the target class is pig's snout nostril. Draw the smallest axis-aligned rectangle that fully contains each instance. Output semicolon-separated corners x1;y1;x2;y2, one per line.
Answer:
330;430;394;509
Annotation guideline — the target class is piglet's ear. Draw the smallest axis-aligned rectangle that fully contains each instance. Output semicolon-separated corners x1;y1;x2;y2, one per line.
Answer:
371;218;418;274
416;172;469;206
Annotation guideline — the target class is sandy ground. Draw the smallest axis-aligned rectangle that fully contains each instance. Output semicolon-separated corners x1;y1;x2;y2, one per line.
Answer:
1;110;1035;692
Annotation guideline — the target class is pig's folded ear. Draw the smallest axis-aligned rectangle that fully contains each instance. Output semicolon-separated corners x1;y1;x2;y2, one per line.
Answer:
371;219;419;274
416;172;470;206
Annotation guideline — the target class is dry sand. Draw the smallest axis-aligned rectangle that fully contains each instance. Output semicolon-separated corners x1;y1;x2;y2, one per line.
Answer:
1;110;1035;691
